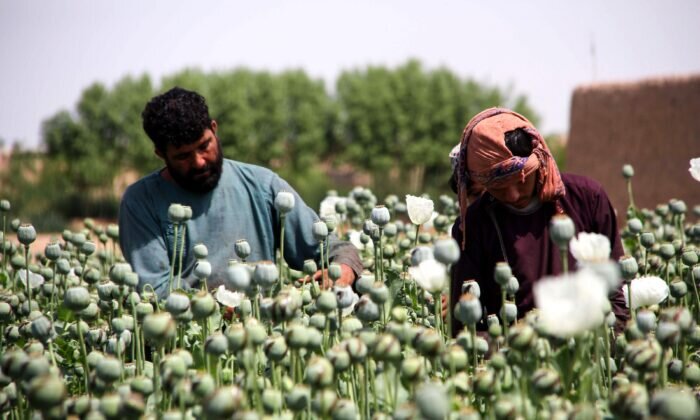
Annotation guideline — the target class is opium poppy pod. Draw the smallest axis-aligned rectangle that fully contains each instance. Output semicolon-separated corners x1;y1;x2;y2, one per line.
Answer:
549;214;576;250
370;205;391;227
225;262;250;291
17;224;37;246
253;261;278;290
64;287;91;312
274;191;295;214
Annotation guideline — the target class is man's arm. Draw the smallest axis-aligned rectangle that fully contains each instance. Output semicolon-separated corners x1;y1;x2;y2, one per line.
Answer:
118;190;173;300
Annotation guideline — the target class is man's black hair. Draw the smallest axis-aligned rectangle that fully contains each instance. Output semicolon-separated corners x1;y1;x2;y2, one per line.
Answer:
142;87;213;152
504;128;533;157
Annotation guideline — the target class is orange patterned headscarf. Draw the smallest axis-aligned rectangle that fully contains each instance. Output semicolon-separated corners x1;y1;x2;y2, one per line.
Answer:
456;108;565;249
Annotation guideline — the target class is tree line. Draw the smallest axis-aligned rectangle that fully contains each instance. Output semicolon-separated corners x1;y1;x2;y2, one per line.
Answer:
1;60;549;230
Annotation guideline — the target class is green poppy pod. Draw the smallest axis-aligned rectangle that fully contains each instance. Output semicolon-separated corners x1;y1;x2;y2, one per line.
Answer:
659;243;676;261
627;218;643;234
312;389;338;417
355;295;380;323
21;355;50;383
81;241;96;256
274;191;295;214
167;203;186;223
109;262;132;286
502;301;518;323
17;224;37;246
415;383;449;420
669;199;687;215
285;384;311;412
316;291;337;314
261;388;283;414
285;323;313;351
0;199;9;212
682;248;698;266
328;263;342;282
224;262;251;291
508;323;536;351
44;242;62;261
253;261;278;289
142;312;176;345
636;310;656;334
263;335;288;362
193;243;208;259
203;386;244;418
64;287;91;312
619;256;639;280
441;344;468;371
650;389;699;420
27;374;66;410
234;239;251;260
304;357;334;389
165;291;190;315
331;399;358;420
191;290;216;320
193;260;211;280
95;357;122;383
191;372;215;400
30;315;55;343
135;302;154;320
105;224;119;239
549;214;576;250
401;355;427;383
225;323;247;352
340;337;366;364
493;262;512;287
204;333;228;356
326;346;350;373
369;282;389;304
245;318;267;346
455;293;482;325
433;238;460;265
370;205;391;227
373;333;401;363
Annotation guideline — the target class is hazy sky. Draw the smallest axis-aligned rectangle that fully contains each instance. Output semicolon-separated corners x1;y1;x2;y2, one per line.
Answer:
1;0;699;149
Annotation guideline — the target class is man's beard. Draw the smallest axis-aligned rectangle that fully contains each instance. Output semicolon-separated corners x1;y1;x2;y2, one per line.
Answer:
167;141;224;194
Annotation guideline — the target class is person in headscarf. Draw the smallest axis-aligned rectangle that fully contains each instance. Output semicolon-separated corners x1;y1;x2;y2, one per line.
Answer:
450;107;628;335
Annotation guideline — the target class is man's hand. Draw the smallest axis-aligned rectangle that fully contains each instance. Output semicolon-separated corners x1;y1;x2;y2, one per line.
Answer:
442;294;449;318
309;263;356;289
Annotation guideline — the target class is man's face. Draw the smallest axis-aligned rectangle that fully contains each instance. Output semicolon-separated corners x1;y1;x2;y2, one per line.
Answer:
157;121;223;193
486;172;537;209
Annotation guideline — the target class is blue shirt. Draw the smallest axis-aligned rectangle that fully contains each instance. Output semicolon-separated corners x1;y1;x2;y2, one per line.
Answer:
119;159;361;298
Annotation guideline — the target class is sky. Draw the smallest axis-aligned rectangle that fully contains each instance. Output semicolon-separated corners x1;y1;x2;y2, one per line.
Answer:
1;0;699;149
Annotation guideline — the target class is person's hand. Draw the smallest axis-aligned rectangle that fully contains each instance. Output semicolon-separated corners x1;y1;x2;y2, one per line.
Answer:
302;263;356;289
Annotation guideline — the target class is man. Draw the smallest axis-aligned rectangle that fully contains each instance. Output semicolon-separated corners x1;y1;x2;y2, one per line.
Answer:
119;87;362;299
450;107;629;333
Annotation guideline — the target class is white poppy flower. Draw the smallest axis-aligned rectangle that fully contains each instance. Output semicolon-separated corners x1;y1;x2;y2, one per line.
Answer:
423;211;440;230
406;195;434;225
534;269;608;337
348;230;372;251
215;285;244;308
623;276;669;309
569;232;611;264
319;196;346;218
409;259;447;293
690;158;700;182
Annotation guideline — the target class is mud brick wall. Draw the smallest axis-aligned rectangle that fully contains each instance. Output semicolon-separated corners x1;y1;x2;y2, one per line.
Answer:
567;74;700;221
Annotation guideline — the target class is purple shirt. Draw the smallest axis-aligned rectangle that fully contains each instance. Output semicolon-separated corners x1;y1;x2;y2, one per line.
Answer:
451;173;629;333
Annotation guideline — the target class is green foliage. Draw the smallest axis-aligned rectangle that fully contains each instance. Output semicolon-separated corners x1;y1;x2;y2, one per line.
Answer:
4;60;552;223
